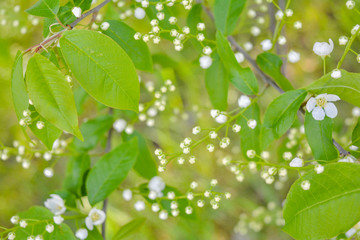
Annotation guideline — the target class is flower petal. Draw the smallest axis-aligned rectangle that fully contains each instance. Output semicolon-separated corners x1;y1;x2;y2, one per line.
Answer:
316;94;327;100
312;107;325;120
306;97;316;112
85;217;93;231
325;94;340;102
324;102;338;118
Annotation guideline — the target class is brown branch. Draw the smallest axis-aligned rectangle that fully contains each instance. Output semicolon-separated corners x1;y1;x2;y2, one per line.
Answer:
201;3;350;157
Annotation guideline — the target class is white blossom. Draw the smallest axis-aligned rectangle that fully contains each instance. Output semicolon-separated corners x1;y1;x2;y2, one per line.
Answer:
289;157;303;167
215;114;227;124
134;200;145;211
122;189;132;201
314;164;324;174
53;215;64;225
85;208;106;230
100;22;110;31
339;36;348;45
199;56;212;69
301;180;310;190
288;50;300;63
313;39;334;57
235;52;245;63
72;7;82;18
306;94;340;120
113;119;127;132
148;176;165;194
75;228;88;240
238;95;251;108
331;69;341;79
44;194;66;215
134;8;146;19
261;39;272;51
46;224;54;233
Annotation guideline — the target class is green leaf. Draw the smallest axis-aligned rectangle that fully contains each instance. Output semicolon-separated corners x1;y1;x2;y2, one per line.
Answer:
123;131;157;180
102;20;153;72
283;163;360;240
305;70;360;107
11;52;28;122
304;111;338;161
74;0;92;11
15;206;76;240
352;119;360;147
214;0;246;35
63;154;90;196
187;4;203;35
205;53;229;111
26;54;82;140
60;30;140;111
261;90;307;149
26;0;60;18
87;228;103;240
237;103;261;160
72;115;114;152
256;52;294;91
86;138;138;205
216;31;258;95
112;218;146;240
41;50;59;68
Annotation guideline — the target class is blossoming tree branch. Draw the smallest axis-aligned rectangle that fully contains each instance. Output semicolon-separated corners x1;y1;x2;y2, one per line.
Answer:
1;0;360;239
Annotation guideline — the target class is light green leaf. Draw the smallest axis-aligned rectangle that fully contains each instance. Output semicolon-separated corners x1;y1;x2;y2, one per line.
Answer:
11;52;28;121
304;111;338;161
352;119;360;147
72;115;114;152
102;20;153;72
123;131;157;180
214;0;246;35
112;218;146;240
87;228;103;240
60;30;140;111
205;53;229;111
63;154;90;196
26;0;60;18
261;90;307;149
237;103;261;160
256;52;294;91
216;31;258;95
305;70;360;107
283;163;360;240
74;0;92;11
187;4;203;35
86;138;138;205
26;54;82;140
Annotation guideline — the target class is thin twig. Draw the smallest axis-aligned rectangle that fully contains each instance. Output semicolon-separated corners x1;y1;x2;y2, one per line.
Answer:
70;0;111;28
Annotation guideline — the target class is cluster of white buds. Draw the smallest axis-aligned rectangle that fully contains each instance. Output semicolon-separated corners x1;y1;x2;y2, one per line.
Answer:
260;166;288;188
154;148;168;171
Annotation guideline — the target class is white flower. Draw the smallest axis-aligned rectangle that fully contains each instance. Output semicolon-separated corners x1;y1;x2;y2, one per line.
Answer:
44;194;66;215
72;7;82;18
134;8;146;19
215;114;227;123
261;39;272;51
289;157;303;167
301;180;310;190
134;200;145;211
238;95;251;108
294;21;302;29
314;164;324;174
100;22;110;31
85;208;106;231
210;109;220;118
148;176;165;193
113;119;127;132
313;39;334;57
247;119;257;129
75;228;88;240
10;216;19;224
346;0;355;9
306;94;340;120
122;189;132;201
199;56;212;69
19;220;27;228
331;69;341;79
339;36;348;45
46;224;54;233
288;50;300;63
235;52;245;63
53;215;64;225
8;232;16;240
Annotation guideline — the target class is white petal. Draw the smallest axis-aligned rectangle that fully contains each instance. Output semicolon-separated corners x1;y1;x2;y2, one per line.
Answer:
324;103;338;118
325;94;340;102
312;107;325;120
85;217;94;230
306;97;316;112
316;93;327;100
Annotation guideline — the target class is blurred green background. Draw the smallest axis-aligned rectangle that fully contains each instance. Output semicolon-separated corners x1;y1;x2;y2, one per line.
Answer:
0;0;359;239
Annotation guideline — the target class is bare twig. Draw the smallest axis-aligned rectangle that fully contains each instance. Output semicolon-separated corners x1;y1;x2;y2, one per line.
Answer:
201;3;350;156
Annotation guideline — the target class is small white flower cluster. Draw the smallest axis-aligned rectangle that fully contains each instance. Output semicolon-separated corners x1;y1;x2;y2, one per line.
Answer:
19;108;44;130
44;194;66;225
234;203;285;235
259;165;289;188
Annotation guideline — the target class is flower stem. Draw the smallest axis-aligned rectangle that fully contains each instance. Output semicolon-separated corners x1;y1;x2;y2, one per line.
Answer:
337;27;360;69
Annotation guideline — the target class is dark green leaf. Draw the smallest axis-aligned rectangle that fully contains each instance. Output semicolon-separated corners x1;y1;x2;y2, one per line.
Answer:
86;138;138;205
205;53;229;111
187;4;203;35
26;54;82;140
306;70;360;107
112;218;146;240
26;0;60;18
283;163;360;240
214;0;246;35
74;0;92;11
304;111;338;161
64;154;91;196
256;52;294;91
261;90;307;149
60;30;140;112
102;20;153;72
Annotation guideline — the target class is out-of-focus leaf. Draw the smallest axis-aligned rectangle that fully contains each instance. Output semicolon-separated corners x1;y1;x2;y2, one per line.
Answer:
63;154;91;196
112;218;146;240
214;0;246;35
26;0;60;18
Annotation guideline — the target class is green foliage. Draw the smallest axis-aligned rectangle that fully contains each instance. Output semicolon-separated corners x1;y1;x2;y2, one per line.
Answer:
187;4;203;35
261;89;307;149
306;70;360;107
74;0;92;11
256;52;294;91
86;138;138;205
214;0;246;35
123;131;158;180
26;0;60;18
102;20;153;72
283;163;360;240
59;30;140;111
205;53;229;111
304;111;338;161
216;31;258;95
352;119;360;147
63;154;91;196
112;218;146;240
26;54;82;140
11;52;28;121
